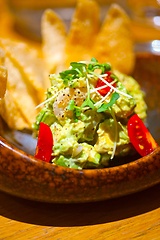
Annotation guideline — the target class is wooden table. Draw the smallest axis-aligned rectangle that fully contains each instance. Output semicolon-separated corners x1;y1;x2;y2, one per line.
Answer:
0;182;160;239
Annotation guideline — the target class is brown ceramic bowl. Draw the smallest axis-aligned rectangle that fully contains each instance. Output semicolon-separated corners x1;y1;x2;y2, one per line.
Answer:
0;52;160;203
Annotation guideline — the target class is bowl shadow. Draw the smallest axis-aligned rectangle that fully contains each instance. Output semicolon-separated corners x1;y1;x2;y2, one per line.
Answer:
0;181;160;227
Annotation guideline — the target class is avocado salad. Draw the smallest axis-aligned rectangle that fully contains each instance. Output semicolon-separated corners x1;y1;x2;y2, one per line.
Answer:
33;58;147;169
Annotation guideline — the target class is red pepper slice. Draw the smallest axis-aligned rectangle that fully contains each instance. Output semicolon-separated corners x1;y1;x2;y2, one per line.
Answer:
96;71;116;96
34;122;53;162
127;114;158;156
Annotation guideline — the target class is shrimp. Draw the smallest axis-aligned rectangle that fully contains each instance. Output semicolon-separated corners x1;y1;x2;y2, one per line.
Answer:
53;87;87;124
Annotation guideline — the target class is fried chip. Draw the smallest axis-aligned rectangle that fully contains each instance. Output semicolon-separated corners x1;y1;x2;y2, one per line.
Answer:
0;89;30;130
65;0;100;66
0;38;45;102
0;47;5;66
93;4;135;74
0;47;7;99
41;9;67;79
0;65;7;99
0;116;4;136
2;53;40;128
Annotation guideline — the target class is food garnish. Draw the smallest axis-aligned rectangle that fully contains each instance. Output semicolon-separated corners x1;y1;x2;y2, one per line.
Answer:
127;114;158;156
96;71;117;96
35;122;53;162
97;92;120;113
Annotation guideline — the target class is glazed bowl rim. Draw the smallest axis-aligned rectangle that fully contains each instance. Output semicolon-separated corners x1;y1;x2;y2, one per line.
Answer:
2;134;160;175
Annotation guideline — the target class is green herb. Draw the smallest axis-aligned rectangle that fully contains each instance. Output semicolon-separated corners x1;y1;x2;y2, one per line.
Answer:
59;69;80;86
91;57;98;62
67;99;81;122
59;58;112;86
110;74;118;80
86;58;111;74
67;99;75;111
59;62;88;86
70;62;87;72
81;97;95;109
97;92;120;112
81;76;95;110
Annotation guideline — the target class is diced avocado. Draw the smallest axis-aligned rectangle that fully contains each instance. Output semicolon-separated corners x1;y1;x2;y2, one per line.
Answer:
80;109;105;142
53;143;101;169
81;143;101;165
100;153;111;167
114;70;147;120
33;108;57;130
49;74;64;90
56;155;82;169
112;82;136;118
41;111;57;126
51;121;85;156
94;118;130;156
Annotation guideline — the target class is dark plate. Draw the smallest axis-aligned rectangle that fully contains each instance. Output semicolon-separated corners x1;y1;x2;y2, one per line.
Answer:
0;52;160;203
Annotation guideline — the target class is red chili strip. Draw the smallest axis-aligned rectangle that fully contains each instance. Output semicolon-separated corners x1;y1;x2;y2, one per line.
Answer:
34;122;53;162
127;114;158;156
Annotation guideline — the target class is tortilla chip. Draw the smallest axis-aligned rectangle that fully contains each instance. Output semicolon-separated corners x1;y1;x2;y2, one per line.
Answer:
41;9;67;79
3;54;40;128
0;116;4;136
0;89;29;130
0;38;45;102
65;0;100;66
93;4;135;74
0;47;5;66
0;65;7;98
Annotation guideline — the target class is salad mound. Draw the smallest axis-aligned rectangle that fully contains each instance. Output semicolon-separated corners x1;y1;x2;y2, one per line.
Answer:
33;58;147;169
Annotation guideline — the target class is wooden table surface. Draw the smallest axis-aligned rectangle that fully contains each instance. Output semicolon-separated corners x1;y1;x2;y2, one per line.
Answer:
0;182;160;239
1;1;160;239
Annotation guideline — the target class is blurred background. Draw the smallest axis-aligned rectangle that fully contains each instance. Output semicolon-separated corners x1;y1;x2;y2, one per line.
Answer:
1;0;160;45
